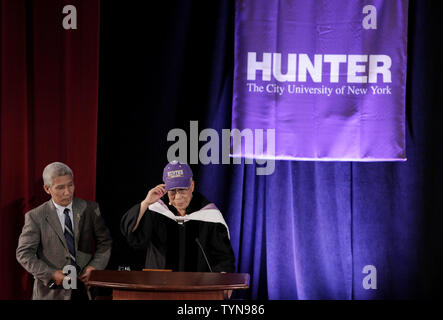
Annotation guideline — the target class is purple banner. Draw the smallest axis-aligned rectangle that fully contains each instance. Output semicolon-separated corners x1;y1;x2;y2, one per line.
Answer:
232;0;408;161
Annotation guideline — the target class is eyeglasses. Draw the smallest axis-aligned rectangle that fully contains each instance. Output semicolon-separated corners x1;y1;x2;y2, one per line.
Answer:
168;188;189;196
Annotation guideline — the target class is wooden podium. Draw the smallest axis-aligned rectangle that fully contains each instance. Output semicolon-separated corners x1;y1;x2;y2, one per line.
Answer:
87;270;249;300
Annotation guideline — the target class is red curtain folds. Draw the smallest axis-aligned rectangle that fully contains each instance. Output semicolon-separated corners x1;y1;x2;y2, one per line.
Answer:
0;0;100;299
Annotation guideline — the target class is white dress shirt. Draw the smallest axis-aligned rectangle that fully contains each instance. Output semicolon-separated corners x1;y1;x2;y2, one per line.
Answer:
51;200;74;233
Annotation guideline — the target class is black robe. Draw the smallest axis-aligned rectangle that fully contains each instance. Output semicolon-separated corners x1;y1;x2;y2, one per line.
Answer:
120;192;235;272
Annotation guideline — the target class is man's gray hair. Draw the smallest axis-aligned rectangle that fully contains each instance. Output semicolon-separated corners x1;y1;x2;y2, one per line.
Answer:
42;162;74;187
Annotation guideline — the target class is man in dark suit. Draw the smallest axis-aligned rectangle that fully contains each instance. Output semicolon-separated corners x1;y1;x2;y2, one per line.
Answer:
16;162;112;300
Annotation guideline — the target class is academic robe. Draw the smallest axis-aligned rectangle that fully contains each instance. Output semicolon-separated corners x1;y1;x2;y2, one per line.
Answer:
120;192;235;272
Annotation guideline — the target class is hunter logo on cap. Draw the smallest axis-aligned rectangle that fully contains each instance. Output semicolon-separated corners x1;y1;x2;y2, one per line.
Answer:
167;170;184;178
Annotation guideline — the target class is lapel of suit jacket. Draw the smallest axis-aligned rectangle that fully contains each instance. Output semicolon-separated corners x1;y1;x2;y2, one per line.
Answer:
45;200;68;249
72;198;86;253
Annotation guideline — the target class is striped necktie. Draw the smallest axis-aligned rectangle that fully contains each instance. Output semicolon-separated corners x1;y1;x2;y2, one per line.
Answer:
63;208;76;264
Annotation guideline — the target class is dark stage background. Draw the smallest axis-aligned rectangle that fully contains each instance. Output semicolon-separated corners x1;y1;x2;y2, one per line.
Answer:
1;0;442;299
96;0;443;299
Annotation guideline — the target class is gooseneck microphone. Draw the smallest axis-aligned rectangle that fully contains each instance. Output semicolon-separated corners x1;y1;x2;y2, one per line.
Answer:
195;238;213;272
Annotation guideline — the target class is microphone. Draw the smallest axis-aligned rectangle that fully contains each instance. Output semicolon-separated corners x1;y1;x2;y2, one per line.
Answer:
195;238;213;272
48;280;59;289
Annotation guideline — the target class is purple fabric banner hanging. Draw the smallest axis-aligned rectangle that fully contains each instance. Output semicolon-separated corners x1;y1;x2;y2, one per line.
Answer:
232;0;408;161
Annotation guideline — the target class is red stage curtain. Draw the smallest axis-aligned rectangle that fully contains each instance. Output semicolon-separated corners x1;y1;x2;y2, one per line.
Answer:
0;0;100;299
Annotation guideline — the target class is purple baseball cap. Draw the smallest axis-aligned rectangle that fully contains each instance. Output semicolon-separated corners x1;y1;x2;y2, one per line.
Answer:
162;161;193;191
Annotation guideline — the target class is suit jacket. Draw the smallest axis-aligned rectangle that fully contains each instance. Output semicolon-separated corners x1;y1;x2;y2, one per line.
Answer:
16;198;112;300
